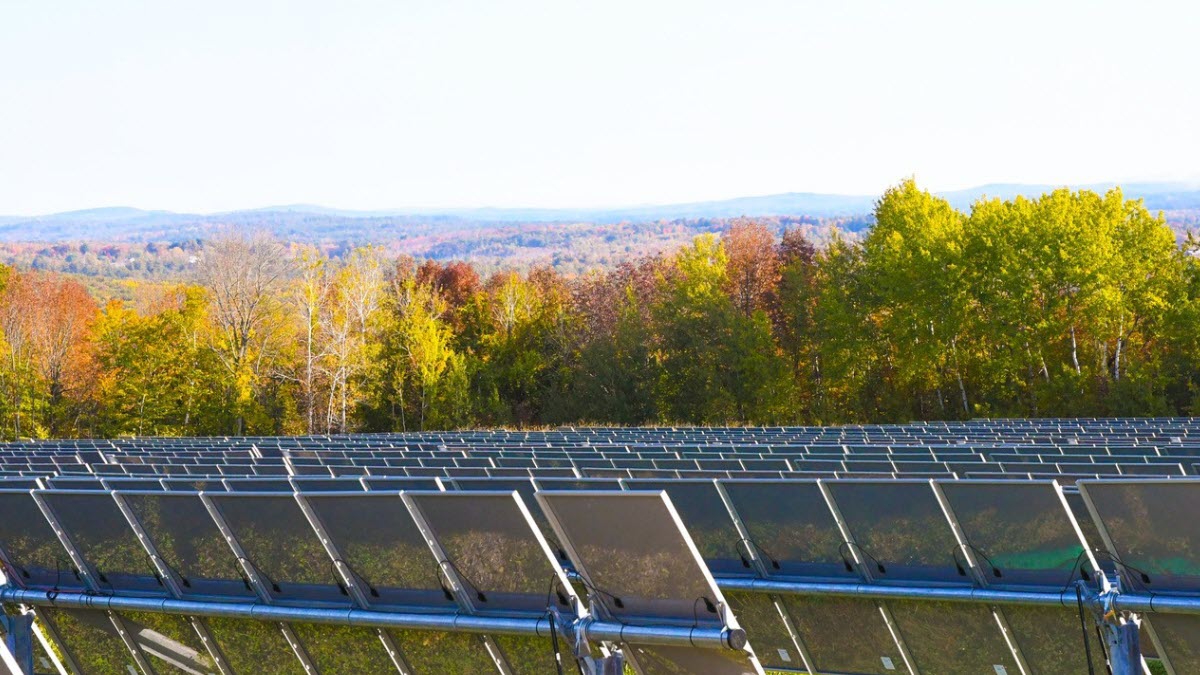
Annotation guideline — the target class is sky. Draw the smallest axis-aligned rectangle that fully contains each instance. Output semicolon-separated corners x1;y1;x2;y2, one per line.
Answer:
1;0;1198;215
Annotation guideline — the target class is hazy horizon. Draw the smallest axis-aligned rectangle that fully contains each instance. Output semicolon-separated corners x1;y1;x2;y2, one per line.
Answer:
6;179;1200;220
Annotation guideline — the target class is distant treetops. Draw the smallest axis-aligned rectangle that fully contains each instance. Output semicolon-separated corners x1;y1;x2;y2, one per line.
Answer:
0;180;1194;438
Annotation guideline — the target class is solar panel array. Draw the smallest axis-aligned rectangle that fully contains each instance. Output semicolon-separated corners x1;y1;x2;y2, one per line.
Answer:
1;419;1200;674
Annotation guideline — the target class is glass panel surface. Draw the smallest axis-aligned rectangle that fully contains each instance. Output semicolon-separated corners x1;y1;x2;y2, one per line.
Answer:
205;617;305;675
1081;481;1200;593
122;493;256;599
627;643;759;675
825;482;962;584
0;492;82;590
386;629;498;675
537;492;721;626
1146;614;1200;673
118;611;218;674
887;600;1018;674
939;482;1089;588
624;481;745;576
1062;491;1114;574
289;623;397;674
408;493;569;615
207;494;345;603
719;481;857;581
39;492;164;594
39;609;140;675
722;591;801;671
1002;605;1106;675
301;494;453;610
450;479;572;567
779;595;902;675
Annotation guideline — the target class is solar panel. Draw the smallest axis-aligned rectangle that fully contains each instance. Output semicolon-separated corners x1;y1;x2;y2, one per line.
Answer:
34;490;166;595
9;424;1200;674
403;491;579;617
203;492;350;605
937;480;1095;589
0;491;84;591
537;490;765;675
823;480;963;584
297;492;458;611
719;480;857;581
119;491;259;600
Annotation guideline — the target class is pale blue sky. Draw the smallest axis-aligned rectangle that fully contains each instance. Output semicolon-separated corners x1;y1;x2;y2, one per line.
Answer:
1;0;1197;215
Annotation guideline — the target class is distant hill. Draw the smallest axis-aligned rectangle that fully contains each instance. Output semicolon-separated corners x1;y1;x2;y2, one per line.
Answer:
2;182;1198;244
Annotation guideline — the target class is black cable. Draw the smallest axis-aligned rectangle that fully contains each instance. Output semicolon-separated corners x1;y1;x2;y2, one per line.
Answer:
961;543;1003;579
333;558;379;598
741;538;783;571
570;573;628;612
547;610;565;675
237;556;282;594
1076;583;1096;675
437;559;488;604
152;554;191;589
839;541;886;575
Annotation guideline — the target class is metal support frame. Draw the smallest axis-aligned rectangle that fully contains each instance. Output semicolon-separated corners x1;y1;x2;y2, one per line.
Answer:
1;612;34;675
0;587;745;651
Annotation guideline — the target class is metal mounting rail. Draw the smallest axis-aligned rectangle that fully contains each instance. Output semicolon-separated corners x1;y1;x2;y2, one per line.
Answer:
0;586;745;651
713;576;1200;616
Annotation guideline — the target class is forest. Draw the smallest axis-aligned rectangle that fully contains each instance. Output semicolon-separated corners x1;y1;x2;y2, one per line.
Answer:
1;179;1198;438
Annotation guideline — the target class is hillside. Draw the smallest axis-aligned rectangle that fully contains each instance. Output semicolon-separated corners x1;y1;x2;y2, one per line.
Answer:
0;183;1197;280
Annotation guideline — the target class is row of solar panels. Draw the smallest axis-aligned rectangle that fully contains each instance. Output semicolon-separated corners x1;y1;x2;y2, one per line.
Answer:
5;443;1200;480
4;477;1200;674
5;418;1200;449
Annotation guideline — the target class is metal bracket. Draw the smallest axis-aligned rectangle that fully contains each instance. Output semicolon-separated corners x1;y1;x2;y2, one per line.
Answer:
1079;574;1143;675
1;613;34;675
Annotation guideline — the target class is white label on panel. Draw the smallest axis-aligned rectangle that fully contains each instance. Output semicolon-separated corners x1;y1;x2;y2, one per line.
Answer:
881;656;896;670
994;666;1008;675
776;649;791;662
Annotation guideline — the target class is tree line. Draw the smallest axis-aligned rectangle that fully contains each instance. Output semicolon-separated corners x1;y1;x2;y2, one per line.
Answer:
2;179;1199;438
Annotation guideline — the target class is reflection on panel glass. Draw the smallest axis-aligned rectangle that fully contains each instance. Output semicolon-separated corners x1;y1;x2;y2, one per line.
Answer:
1002;605;1106;675
624;481;746;576
1082;482;1200;593
538;492;721;626
40;608;141;675
887;600;1018;674
408;493;570;615
1062;492;1115;574
0;492;82;590
289;623;397;674
205;617;305;675
939;482;1089;588
719;481;857;581
118;611;218;674
450;479;572;568
1146;614;1200;673
122;493;256;599
721;591;801;672
301;495;453;610
39;492;165;595
825;482;963;584
208;495;346;604
627;643;758;675
779;595;902;675
386;629;498;675
491;634;564;675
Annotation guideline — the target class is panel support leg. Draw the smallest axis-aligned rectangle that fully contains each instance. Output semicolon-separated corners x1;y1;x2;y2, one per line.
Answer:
1080;576;1143;675
1;613;35;675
